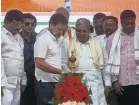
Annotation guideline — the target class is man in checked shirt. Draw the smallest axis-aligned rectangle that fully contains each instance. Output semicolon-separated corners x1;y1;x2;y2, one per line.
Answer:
106;10;139;105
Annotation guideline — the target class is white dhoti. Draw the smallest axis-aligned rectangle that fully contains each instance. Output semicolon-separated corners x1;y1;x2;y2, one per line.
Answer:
76;70;107;105
1;83;21;105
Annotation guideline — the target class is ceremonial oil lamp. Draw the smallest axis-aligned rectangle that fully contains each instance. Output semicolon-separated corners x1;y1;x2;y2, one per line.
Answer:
69;50;76;73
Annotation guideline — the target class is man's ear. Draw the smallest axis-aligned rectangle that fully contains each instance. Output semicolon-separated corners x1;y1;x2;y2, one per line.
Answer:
121;20;123;27
5;20;9;25
49;23;53;29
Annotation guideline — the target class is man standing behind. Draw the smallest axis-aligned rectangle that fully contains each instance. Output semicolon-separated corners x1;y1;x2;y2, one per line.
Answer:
1;9;27;105
106;10;139;105
55;7;75;40
20;13;37;105
102;16;119;105
96;16;118;50
55;7;76;71
93;13;106;37
34;14;67;105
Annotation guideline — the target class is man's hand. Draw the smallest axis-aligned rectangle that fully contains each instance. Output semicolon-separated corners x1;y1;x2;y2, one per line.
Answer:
113;81;124;95
1;87;4;97
61;71;70;75
20;85;26;93
104;86;111;97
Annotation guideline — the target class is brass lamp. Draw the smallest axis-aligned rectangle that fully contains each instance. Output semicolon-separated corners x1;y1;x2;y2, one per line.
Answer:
69;50;76;73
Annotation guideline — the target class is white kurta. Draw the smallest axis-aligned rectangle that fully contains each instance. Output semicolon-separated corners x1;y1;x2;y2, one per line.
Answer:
95;35;111;87
75;43;107;105
1;27;27;105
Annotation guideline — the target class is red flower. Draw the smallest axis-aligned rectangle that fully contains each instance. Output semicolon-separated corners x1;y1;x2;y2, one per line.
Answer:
62;75;82;84
84;98;89;104
55;75;90;104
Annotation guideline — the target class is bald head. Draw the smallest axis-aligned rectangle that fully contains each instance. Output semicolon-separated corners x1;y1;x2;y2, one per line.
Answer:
56;7;69;22
76;18;90;30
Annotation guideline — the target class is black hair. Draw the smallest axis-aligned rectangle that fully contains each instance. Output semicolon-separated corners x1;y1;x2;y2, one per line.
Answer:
93;13;106;21
104;16;118;25
4;9;23;23
49;13;68;25
23;13;37;24
120;10;136;20
90;25;94;33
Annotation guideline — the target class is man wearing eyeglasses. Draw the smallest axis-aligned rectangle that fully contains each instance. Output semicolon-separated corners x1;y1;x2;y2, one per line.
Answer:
20;13;37;105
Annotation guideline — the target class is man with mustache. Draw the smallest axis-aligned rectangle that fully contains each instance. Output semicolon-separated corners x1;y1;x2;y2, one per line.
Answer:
61;18;110;105
95;16;118;105
93;13;106;37
96;16;118;49
1;9;27;105
104;16;118;38
103;16;119;105
106;10;139;105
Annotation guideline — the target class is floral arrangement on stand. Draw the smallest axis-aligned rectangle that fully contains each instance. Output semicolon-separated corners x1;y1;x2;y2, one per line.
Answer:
53;73;92;105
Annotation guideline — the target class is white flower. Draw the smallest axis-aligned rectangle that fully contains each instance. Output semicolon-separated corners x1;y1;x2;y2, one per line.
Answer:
77;102;86;105
58;101;87;105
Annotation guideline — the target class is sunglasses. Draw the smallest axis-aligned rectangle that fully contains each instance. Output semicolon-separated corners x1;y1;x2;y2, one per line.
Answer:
24;22;35;26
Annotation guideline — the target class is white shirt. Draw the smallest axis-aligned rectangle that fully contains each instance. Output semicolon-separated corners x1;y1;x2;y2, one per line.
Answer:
34;28;62;82
95;34;107;49
61;38;111;86
1;57;7;87
78;42;96;71
1;27;27;88
95;34;111;86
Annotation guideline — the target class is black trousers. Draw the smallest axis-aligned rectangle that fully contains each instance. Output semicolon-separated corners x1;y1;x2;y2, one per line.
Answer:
35;79;55;105
106;90;119;105
20;73;37;105
118;84;139;105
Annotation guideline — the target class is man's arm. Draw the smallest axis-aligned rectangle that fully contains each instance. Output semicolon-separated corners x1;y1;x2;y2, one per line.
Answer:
1;57;7;96
35;57;63;74
103;48;111;87
21;71;27;93
1;57;7;87
34;34;64;74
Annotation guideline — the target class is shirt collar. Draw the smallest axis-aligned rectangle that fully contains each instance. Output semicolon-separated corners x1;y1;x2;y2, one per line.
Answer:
101;34;106;39
47;29;57;41
121;31;134;36
20;31;36;43
1;26;13;36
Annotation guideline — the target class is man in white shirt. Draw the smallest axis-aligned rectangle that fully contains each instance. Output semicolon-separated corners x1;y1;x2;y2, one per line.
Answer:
95;16;118;53
61;18;110;105
55;7;76;71
100;16;118;105
34;14;67;105
1;9;27;105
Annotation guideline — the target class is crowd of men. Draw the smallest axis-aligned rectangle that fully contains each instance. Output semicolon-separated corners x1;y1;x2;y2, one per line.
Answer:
1;7;139;105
